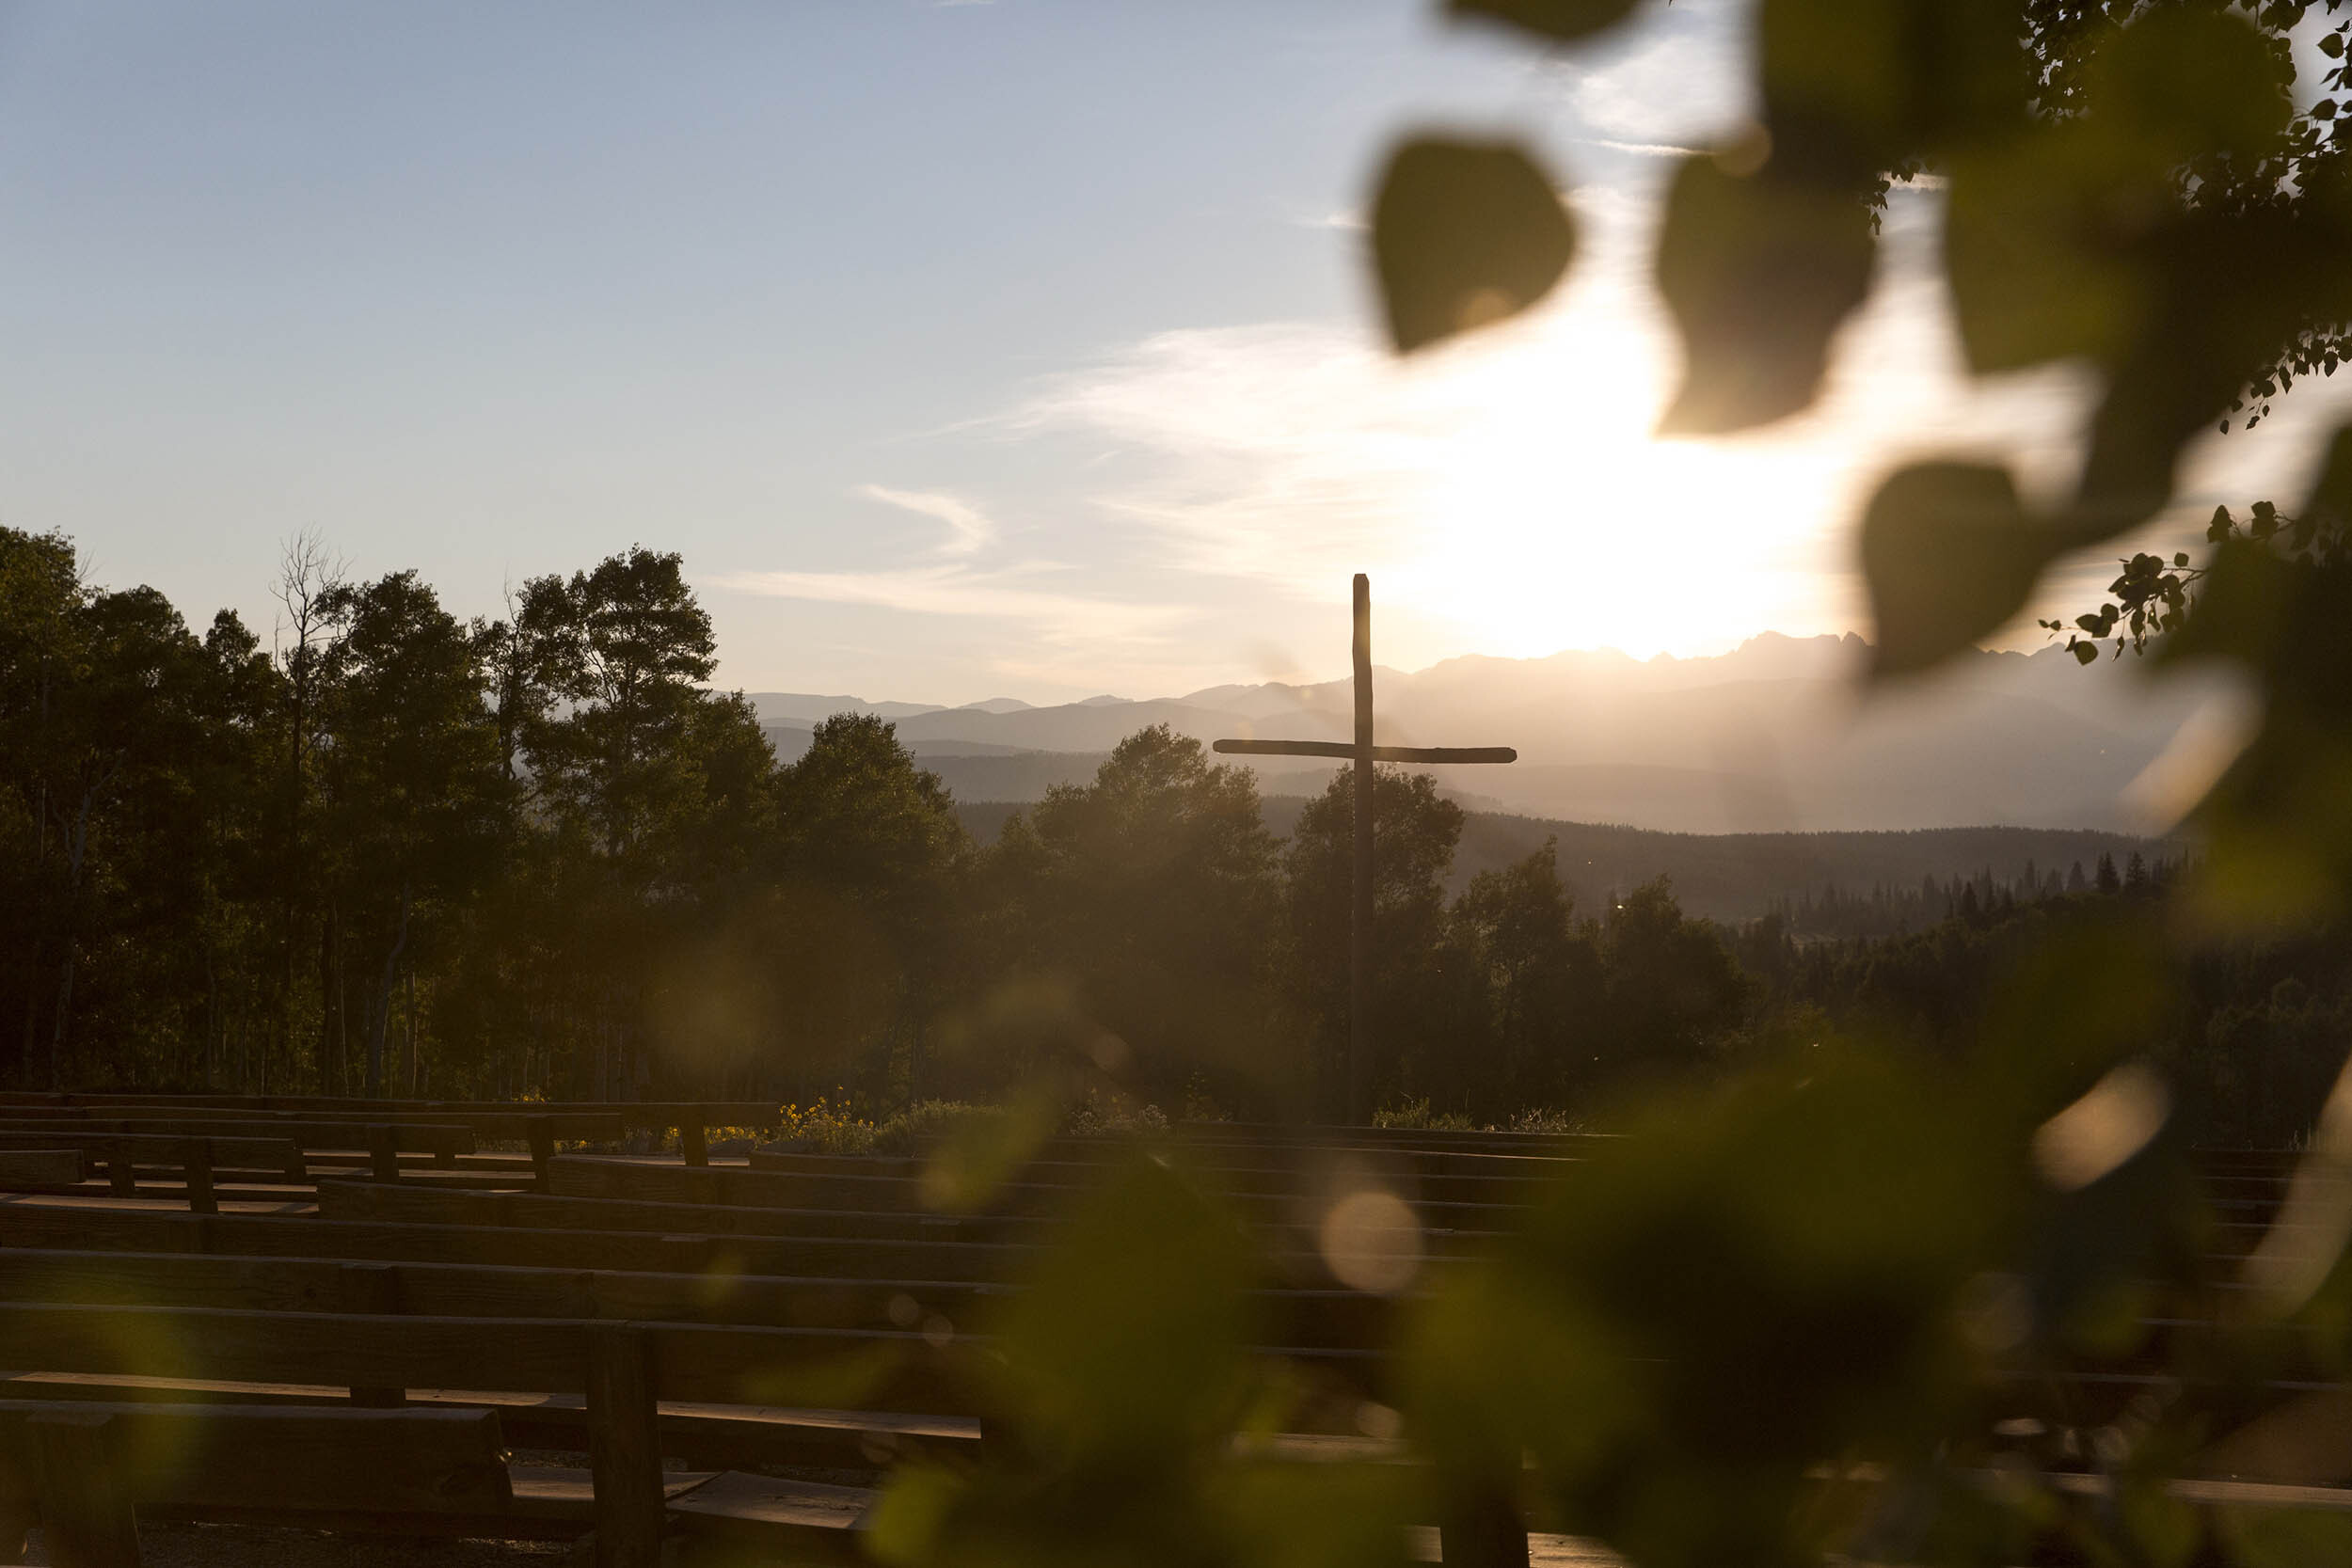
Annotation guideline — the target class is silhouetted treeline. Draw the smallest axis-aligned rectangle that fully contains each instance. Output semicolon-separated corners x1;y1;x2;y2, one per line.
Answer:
0;531;1750;1119
1739;863;2350;1148
1764;848;2185;941
4;530;2328;1136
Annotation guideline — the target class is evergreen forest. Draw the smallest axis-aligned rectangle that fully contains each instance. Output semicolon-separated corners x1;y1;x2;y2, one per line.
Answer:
4;526;2336;1146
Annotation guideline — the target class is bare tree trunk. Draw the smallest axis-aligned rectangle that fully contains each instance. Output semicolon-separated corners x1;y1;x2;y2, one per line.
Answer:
46;784;97;1089
19;942;41;1089
404;959;420;1097
364;881;410;1100
48;949;75;1090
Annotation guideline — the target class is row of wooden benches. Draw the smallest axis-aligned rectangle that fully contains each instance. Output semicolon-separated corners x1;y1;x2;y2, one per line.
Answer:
0;1138;1444;1564
0;1119;1558;1561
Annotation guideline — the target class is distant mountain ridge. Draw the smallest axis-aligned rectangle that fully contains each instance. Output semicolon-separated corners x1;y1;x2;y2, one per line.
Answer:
744;632;2227;834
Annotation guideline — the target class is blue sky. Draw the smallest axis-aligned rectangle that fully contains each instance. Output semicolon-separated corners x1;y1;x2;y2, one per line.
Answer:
5;0;2346;704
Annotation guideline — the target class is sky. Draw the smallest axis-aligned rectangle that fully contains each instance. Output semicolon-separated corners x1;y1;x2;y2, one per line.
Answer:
4;0;2348;705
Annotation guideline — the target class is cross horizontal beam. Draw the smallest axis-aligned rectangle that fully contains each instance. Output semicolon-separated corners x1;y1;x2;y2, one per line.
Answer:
1212;739;1517;765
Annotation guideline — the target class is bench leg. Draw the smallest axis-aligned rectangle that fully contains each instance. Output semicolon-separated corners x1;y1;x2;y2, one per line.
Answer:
33;1412;140;1568
530;1115;556;1193
103;1143;135;1199
680;1112;707;1169
586;1322;664;1568
341;1261;406;1407
369;1123;400;1183
182;1139;216;1215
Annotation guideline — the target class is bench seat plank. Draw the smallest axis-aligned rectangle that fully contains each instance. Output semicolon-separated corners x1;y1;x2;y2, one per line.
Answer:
0;1401;512;1514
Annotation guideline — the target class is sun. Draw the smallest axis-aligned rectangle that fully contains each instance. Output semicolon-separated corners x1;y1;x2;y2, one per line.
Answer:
1381;299;1851;662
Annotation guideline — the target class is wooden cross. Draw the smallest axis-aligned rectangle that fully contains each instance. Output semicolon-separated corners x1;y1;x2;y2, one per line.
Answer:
1214;575;1516;1125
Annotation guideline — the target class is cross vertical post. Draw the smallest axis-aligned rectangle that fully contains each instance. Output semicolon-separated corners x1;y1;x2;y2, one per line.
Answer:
1214;575;1517;1125
1350;574;1375;1126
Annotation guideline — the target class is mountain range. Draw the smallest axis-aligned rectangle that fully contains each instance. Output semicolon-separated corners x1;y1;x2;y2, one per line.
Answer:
746;633;2233;836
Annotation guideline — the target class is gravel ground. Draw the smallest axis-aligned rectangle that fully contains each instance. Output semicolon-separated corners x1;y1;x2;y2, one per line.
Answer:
22;1526;578;1565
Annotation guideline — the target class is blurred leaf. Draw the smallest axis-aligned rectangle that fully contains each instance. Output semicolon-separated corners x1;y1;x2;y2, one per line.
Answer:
1859;462;2057;676
1408;1058;2007;1568
1216;1462;1418;1568
1944;132;2148;374
876;1154;1409;1568
2115;1476;2200;1568
2216;1505;2352;1568
2084;7;2293;173
1371;135;1575;354
2157;436;2352;928
919;1081;1062;1213
1449;0;1639;44
865;1465;963;1568
993;1153;1258;1455
1655;154;1872;435
1757;0;2022;178
2072;213;2328;540
1976;910;2174;1133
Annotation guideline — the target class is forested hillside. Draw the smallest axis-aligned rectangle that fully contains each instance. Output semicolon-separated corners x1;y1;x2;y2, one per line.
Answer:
962;795;2173;929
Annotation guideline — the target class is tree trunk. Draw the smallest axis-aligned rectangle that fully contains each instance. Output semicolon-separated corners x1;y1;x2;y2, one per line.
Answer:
365;879;411;1099
405;958;420;1097
48;948;75;1090
317;910;336;1094
47;784;97;1089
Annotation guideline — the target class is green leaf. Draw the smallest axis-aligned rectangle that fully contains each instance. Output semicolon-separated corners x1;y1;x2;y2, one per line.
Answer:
1370;136;1576;354
1654;155;1873;435
2068;211;2333;541
918;1082;1061;1213
2072;641;2100;665
2087;8;2294;171
2217;1504;2352;1568
1757;0;2022;178
1943;132;2146;374
1448;0;1640;45
1860;462;2058;676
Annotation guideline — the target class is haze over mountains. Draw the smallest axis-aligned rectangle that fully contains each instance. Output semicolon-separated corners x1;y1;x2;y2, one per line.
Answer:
748;634;2229;836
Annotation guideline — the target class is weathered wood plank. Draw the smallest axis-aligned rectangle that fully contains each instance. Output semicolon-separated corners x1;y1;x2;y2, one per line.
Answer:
0;1150;82;1188
0;1204;1052;1285
745;1147;1561;1208
319;1178;1055;1246
0;1096;780;1139
0;1132;300;1165
0;1244;1397;1353
0;1120;474;1158
0;1402;513;1515
548;1156;1511;1235
0;1303;985;1413
0;1303;592;1394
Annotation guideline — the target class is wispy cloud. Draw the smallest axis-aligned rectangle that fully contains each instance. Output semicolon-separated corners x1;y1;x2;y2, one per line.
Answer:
712;562;1188;646
713;485;1187;649
858;483;995;556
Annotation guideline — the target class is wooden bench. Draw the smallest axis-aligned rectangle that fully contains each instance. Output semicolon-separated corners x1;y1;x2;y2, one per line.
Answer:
0;1115;479;1157
0;1401;517;1562
0;1134;303;1211
0;1098;785;1166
